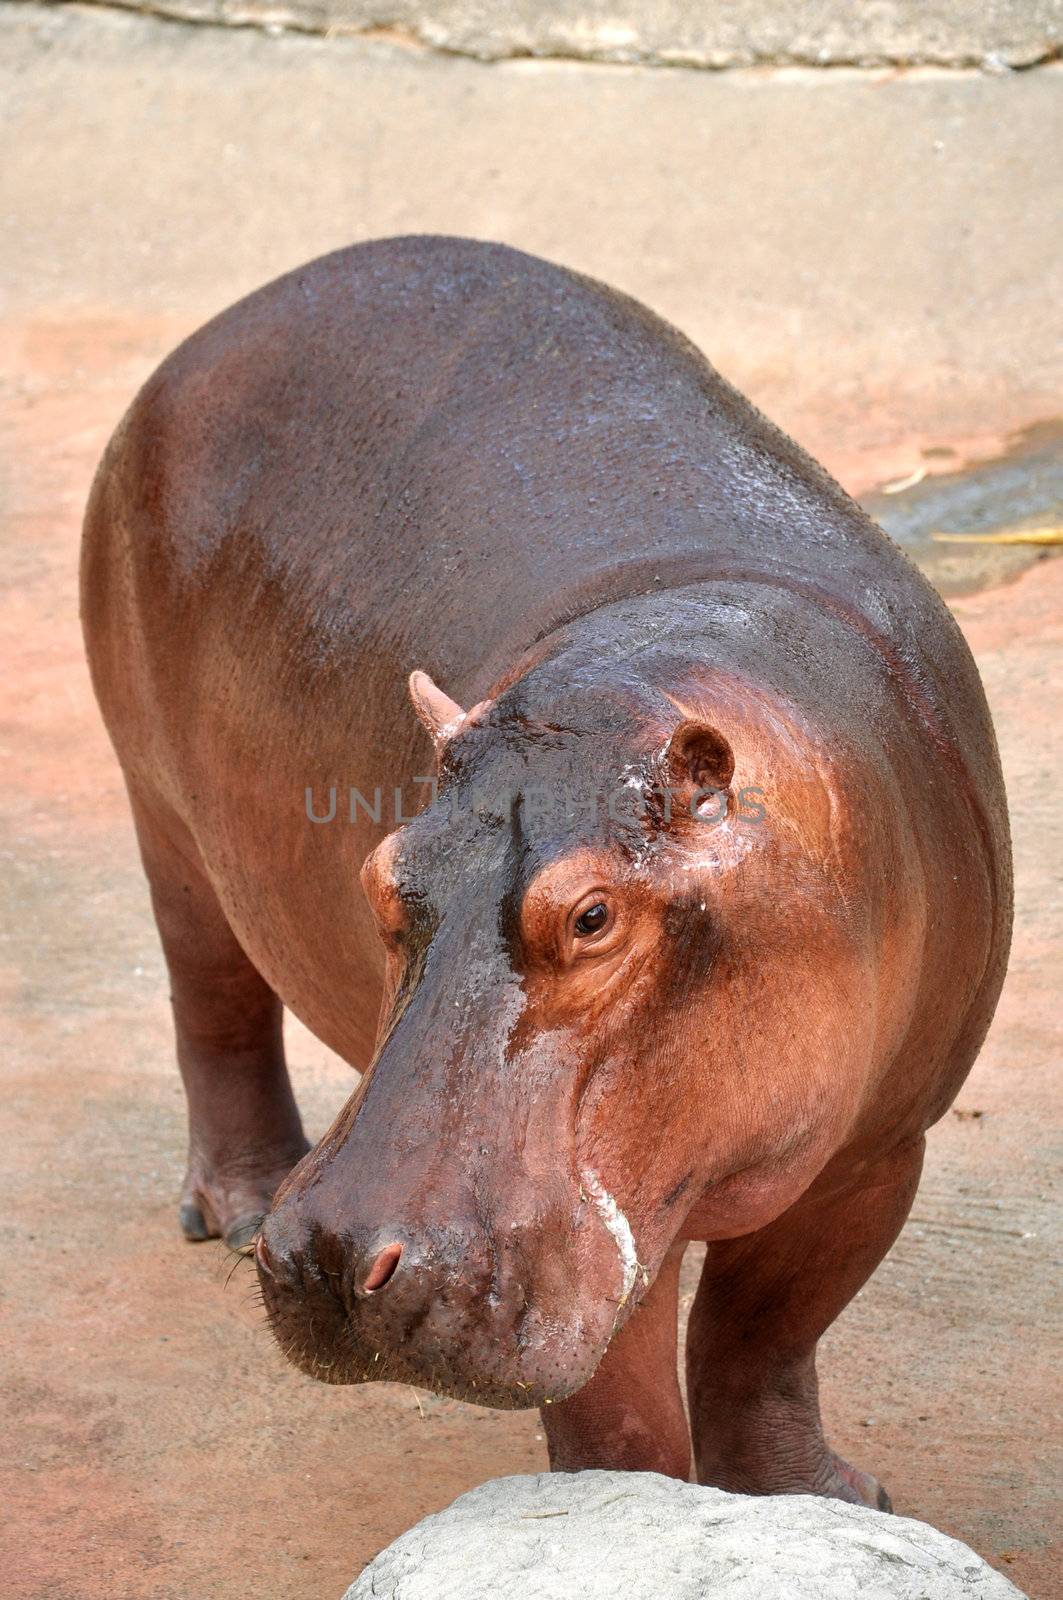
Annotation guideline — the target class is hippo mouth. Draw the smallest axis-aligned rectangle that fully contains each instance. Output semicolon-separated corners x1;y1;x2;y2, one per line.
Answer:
257;1258;631;1410
258;1302;596;1409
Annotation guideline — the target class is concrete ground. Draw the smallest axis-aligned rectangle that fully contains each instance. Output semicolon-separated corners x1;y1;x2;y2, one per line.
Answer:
2;7;1061;1598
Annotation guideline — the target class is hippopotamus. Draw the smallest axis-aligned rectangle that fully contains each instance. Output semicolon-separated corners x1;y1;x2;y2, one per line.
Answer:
81;235;1011;1508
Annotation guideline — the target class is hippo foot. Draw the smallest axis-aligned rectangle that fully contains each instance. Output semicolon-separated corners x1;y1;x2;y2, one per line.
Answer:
179;1138;311;1253
826;1450;892;1512
694;1427;892;1513
697;1446;892;1513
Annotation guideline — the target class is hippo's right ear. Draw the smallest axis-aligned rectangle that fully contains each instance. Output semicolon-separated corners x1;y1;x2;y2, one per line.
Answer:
665;720;735;813
408;671;468;747
408;670;494;750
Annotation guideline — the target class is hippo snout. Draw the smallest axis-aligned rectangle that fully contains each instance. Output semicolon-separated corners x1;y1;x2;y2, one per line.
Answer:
253;1171;635;1407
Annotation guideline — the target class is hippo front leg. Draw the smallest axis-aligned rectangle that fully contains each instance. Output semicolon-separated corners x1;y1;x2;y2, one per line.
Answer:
129;785;310;1252
686;1136;926;1509
540;1242;690;1479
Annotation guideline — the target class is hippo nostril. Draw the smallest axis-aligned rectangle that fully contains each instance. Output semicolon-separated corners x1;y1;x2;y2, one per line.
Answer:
362;1242;403;1293
253;1227;302;1290
254;1234;275;1278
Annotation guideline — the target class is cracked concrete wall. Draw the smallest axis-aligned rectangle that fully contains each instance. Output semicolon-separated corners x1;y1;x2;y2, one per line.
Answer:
22;0;1063;67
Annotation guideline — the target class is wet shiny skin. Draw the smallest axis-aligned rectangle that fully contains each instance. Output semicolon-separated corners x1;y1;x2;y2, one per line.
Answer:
81;236;1011;1501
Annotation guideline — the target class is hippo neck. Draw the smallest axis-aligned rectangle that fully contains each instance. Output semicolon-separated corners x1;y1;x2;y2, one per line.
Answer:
480;577;798;740
476;541;936;721
484;563;869;722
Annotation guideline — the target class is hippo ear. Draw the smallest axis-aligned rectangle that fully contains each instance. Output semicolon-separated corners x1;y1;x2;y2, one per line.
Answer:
408;671;468;746
408;671;494;748
666;720;735;803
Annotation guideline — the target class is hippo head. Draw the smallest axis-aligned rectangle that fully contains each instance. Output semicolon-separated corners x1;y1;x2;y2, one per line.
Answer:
257;639;853;1407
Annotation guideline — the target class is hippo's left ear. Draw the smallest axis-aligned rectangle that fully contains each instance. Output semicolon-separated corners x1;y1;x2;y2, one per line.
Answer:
408;670;493;750
666;720;735;803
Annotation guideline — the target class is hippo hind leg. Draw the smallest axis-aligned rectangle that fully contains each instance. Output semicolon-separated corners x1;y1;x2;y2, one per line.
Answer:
128;784;310;1253
686;1136;925;1510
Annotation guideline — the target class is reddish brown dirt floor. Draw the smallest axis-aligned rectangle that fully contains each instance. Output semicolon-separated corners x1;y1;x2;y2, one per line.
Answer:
2;311;1060;1600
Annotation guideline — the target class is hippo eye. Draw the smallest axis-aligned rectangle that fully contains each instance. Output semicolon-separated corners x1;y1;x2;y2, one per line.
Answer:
573;901;610;939
519;865;624;968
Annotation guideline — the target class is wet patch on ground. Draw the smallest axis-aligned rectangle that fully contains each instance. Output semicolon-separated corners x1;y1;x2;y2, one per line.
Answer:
861;420;1063;598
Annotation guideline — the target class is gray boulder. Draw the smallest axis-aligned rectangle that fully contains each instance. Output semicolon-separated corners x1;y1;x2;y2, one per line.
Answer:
343;1470;1025;1600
